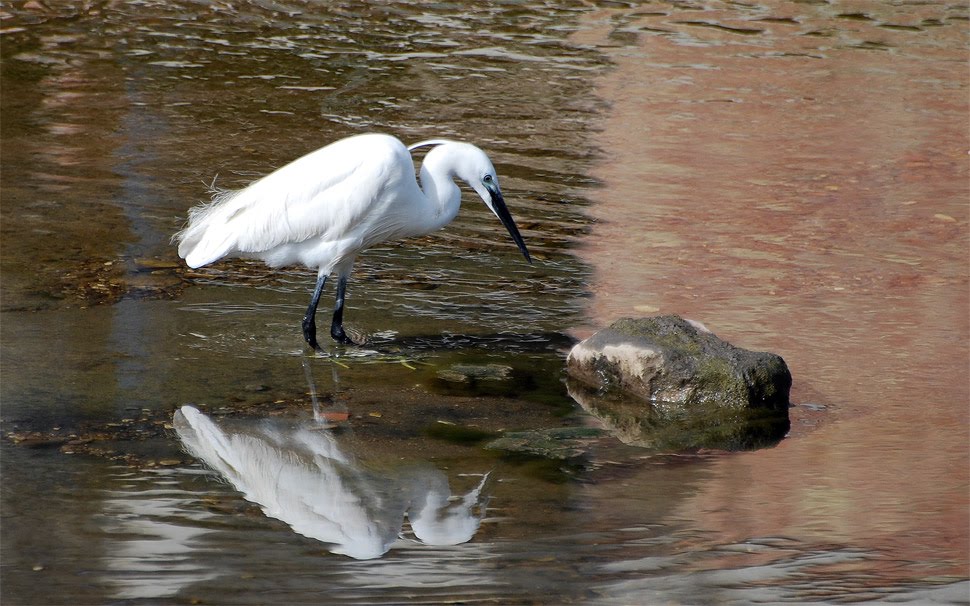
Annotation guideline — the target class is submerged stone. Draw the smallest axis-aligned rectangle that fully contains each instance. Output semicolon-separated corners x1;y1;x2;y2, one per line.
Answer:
566;316;791;450
436;363;513;383
485;427;607;460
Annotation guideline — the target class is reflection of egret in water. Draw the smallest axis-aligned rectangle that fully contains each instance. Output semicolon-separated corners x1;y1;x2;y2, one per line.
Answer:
173;405;489;560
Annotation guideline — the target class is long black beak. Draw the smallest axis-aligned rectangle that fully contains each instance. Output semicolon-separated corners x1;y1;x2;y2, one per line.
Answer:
488;188;532;264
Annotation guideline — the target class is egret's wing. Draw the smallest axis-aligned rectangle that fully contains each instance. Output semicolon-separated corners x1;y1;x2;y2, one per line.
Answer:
176;134;412;268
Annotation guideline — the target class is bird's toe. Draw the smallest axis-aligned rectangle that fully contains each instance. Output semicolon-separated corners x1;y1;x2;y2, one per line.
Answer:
332;325;367;346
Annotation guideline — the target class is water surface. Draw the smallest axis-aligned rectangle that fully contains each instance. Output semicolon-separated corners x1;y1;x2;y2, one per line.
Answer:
2;1;967;604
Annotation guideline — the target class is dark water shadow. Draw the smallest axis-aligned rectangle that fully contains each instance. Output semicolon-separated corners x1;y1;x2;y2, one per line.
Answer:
322;330;577;357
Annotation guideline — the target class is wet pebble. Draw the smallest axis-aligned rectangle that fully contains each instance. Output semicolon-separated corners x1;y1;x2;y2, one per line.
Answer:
10;435;68;449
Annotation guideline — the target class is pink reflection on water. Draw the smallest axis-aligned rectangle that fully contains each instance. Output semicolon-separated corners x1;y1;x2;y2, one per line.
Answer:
574;1;969;586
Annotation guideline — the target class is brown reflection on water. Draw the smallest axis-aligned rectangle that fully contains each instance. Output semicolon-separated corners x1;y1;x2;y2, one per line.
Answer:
0;27;133;307
575;0;968;585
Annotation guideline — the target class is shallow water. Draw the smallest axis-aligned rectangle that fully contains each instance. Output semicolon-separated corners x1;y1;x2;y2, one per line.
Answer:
1;1;967;605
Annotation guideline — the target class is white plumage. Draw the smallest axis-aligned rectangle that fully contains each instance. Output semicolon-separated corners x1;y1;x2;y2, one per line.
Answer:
174;133;531;348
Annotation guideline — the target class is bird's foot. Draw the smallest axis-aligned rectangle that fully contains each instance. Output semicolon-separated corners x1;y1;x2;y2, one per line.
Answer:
331;324;354;345
303;317;323;351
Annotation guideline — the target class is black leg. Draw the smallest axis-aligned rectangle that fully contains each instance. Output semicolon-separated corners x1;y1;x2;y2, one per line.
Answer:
303;273;328;350
330;274;354;344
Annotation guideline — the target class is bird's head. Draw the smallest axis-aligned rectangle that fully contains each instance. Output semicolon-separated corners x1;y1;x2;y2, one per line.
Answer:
409;139;532;264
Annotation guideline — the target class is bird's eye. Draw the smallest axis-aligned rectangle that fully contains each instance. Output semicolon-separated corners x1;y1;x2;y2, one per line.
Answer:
483;174;493;183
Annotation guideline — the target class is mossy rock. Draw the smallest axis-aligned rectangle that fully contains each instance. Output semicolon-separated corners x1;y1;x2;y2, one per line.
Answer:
566;316;791;451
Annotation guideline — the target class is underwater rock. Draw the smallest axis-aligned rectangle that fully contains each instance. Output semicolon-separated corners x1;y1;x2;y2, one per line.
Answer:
436;363;513;383
485;427;607;460
566;316;791;450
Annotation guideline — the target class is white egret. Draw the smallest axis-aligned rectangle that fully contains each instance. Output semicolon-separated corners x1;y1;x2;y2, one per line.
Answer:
174;133;531;348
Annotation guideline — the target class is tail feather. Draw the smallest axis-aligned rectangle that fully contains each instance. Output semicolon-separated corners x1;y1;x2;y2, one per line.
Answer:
174;186;245;268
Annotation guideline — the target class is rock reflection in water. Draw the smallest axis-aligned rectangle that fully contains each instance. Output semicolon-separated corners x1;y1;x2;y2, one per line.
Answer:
566;378;789;452
173;406;488;560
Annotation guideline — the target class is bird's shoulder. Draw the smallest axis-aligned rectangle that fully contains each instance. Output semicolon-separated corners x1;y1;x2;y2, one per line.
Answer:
312;133;409;169
245;135;401;200
238;134;418;245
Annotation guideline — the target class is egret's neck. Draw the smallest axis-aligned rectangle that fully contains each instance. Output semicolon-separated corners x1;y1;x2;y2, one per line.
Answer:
419;155;462;230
